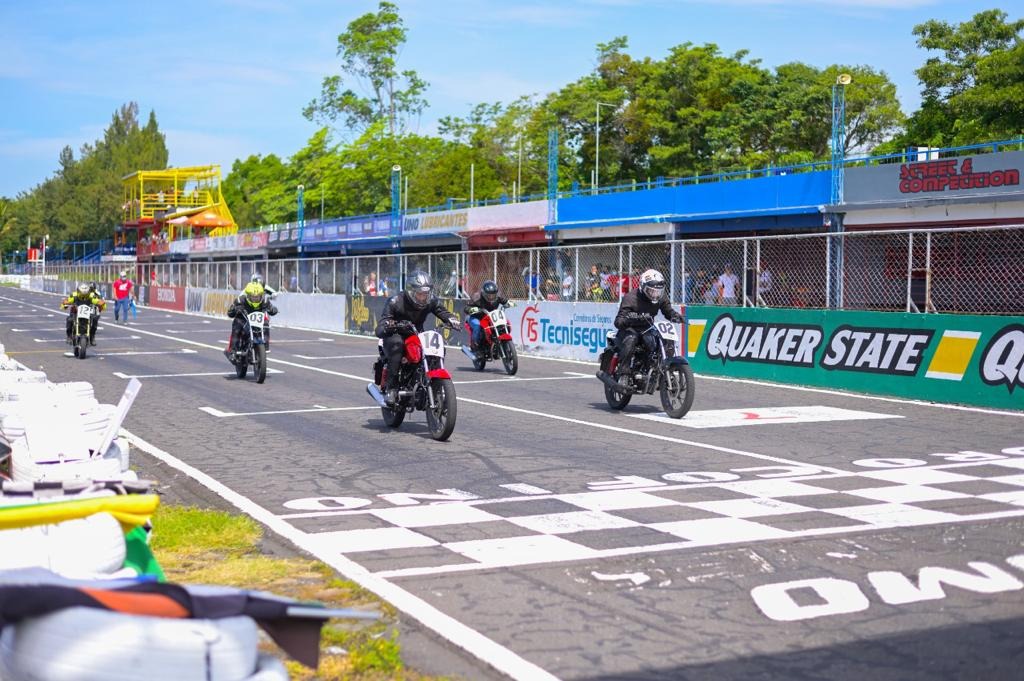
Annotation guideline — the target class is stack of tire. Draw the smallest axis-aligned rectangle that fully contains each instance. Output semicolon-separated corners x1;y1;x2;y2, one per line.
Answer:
0;354;288;681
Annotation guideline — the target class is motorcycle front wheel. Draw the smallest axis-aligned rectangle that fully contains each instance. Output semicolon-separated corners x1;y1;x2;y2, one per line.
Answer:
501;341;518;376
254;345;267;384
235;352;248;379
76;334;88;360
660;364;695;419
426;378;457;441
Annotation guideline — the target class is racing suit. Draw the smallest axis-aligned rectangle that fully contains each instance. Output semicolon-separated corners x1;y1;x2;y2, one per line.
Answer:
375;294;457;402
612;290;683;376
61;292;106;345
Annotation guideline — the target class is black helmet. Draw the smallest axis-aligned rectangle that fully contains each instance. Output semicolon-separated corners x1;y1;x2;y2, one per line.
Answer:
88;282;98;293
405;270;433;310
481;280;498;304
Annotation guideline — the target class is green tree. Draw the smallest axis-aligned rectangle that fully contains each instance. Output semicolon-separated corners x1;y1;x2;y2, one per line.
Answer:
903;9;1024;145
303;1;427;136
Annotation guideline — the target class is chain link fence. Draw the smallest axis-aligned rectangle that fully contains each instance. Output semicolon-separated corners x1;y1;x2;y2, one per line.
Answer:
44;225;1024;315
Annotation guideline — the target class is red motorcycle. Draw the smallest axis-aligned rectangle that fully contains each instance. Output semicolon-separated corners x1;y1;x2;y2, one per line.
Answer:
367;326;457;441
461;305;518;375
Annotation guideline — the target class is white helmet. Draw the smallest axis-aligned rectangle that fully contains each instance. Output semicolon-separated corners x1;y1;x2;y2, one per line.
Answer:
639;269;666;301
119;270;128;278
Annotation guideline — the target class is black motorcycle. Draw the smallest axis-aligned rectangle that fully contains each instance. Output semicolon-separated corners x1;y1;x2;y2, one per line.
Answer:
596;317;695;418
230;310;269;383
68;304;95;360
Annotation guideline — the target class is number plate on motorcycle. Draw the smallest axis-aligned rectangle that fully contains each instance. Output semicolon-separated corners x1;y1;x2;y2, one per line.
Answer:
419;330;445;357
656;320;679;342
248;311;266;325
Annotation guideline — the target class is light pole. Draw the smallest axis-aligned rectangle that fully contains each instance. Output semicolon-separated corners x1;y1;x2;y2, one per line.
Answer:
296;184;305;252
828;73;851;310
595;101;616;194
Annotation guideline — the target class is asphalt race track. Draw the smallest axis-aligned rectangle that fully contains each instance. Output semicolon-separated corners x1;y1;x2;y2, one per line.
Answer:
3;287;1023;681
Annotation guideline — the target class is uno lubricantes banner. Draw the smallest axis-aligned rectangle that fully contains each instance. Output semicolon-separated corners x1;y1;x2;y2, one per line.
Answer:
685;306;1024;410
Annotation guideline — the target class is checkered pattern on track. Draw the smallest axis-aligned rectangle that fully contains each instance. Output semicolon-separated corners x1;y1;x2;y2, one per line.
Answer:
283;458;1024;577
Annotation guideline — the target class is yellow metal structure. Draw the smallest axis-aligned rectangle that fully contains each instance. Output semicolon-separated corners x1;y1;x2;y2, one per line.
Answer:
122;165;237;238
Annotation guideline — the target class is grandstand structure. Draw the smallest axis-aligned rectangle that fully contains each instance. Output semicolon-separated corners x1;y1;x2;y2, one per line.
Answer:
119;165;236;257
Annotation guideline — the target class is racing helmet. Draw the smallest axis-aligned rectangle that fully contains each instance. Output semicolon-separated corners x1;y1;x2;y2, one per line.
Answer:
404;271;433;310
119;270;128;279
76;283;90;296
639;269;666;302
243;282;265;308
251;273;264;285
88;282;97;293
481;280;499;304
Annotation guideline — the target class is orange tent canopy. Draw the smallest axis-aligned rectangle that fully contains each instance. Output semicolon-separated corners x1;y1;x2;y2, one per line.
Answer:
189;211;232;228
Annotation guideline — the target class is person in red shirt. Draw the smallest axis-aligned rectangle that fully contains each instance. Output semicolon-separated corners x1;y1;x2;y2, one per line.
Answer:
112;270;134;323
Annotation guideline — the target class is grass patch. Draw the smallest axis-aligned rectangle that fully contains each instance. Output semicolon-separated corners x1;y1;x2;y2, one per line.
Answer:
150;505;445;681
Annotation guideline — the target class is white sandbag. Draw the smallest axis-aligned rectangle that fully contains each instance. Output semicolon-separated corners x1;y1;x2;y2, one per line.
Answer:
0;609;260;681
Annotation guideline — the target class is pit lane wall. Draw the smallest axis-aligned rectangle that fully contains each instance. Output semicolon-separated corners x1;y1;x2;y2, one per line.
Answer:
684;305;1024;411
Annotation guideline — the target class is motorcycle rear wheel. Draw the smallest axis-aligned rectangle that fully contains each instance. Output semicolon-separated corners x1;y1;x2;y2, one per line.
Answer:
604;377;632;410
254;345;267;384
472;350;487;371
381;401;406;428
501;341;518;376
660;364;695;419
426;378;457;441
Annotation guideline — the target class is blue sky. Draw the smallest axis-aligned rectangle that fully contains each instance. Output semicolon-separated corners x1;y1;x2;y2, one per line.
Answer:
0;0;1008;197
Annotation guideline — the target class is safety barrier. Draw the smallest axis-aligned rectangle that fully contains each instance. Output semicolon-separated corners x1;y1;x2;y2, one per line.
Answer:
685;305;1024;410
185;288;348;334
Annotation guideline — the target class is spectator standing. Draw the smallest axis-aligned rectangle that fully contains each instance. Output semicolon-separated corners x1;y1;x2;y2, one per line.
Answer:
715;263;740;305
363;271;378;296
112;269;134;324
561;271;575;300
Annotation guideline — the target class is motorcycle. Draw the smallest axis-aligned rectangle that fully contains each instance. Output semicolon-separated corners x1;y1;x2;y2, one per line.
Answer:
69;304;94;360
367;323;457;441
460;305;518;375
595;317;695;418
230;310;270;383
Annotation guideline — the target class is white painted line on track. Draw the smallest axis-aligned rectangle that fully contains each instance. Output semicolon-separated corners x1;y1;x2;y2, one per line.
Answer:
629;405;902;429
120;429;558;681
97;349;199;356
199;405;378;418
291;354;379;360
114;368;284;379
34;335;141;342
455;373;593;385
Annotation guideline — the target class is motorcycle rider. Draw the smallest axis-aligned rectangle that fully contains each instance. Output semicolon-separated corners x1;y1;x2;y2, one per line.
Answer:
225;281;278;361
463;279;515;351
60;283;106;346
612;269;683;378
375;271;458;406
250;273;277;299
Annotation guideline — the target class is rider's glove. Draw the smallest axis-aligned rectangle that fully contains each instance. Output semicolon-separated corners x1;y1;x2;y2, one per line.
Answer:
268;305;278;316
505;301;516;308
467;307;480;315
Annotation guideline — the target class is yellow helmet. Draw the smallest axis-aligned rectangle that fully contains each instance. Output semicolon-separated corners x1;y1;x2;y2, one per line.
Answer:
244;282;265;308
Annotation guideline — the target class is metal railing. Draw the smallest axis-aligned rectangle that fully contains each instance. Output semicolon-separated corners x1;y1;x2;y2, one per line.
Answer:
42;224;1024;316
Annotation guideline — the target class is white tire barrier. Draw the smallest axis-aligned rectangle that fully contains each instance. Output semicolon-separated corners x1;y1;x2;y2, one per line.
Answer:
0;608;261;681
0;512;125;577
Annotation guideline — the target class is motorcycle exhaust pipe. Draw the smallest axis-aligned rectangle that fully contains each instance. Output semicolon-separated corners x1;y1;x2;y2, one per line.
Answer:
366;383;388;407
596;370;628;392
